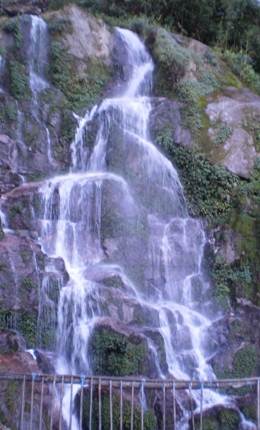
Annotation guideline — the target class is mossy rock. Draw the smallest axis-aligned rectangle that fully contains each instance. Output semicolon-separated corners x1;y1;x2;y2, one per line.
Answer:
232;345;258;378
89;326;150;376
195;408;240;430
49;40;111;112
8;60;30;100
77;387;157;430
0;310;37;348
161;142;239;221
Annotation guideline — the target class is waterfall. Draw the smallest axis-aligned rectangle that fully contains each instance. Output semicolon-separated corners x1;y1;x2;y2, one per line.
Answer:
28;16;55;166
29;15;49;94
38;27;243;428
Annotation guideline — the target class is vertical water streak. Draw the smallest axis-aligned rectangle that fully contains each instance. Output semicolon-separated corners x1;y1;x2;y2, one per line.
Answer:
29;16;49;94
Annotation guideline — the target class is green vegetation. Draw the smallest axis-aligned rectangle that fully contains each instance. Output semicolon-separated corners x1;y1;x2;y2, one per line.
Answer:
21;277;37;292
151;28;190;92
213;256;253;306
213;124;233;146
8;60;30;100
222;50;260;94
232;345;257;378
159;142;239;220
195;409;240;430
215;345;258;384
0;310;37;348
50;41;111;112
80;389;156;430
89;327;148;376
3;17;21;49
47;16;73;35
78;0;260;74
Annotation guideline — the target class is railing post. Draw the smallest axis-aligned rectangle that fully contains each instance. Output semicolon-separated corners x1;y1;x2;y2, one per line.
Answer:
200;382;203;430
257;378;260;430
89;377;93;430
98;378;102;430
120;380;123;430
172;382;176;430
39;376;44;430
20;375;26;430
79;376;84;430
162;383;166;430
69;376;73;430
109;380;113;430
130;382;134;430
29;373;36;430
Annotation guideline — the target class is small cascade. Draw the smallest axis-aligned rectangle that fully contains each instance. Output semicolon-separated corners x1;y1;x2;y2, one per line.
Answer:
37;260;63;349
28;16;54;169
29;15;49;95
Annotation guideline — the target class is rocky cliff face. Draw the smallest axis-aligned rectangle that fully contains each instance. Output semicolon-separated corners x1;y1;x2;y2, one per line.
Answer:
0;3;259;428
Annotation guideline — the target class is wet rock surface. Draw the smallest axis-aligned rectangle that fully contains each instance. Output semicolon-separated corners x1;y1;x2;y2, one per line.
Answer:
206;88;260;178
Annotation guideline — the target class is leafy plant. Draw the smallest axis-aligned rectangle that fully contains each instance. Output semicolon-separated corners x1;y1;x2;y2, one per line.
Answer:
163;142;239;221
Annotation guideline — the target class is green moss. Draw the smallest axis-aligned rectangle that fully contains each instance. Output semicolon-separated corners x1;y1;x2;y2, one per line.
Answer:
3;17;21;49
47;16;73;35
59;109;77;146
89;327;148;376
8;60;30;100
213;124;233;146
160;142;239;221
216;345;258;384
0;310;37;348
212;255;254;305
219;409;240;430
4;381;19;414
17;312;37;348
176;78;218;134
241;404;257;423
233;345;257;378
50;41;111;112
4;102;17;122
21;277;37;291
81;389;156;430
152;28;190;92
200;418;219;430
227;163;260;304
194;409;240;430
0;98;17;128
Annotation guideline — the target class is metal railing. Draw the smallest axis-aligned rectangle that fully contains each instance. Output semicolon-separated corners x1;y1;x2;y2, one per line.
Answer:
0;373;259;429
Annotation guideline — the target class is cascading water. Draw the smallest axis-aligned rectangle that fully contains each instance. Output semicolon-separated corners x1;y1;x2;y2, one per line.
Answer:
29;15;49;95
28;16;55;166
38;27;250;428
